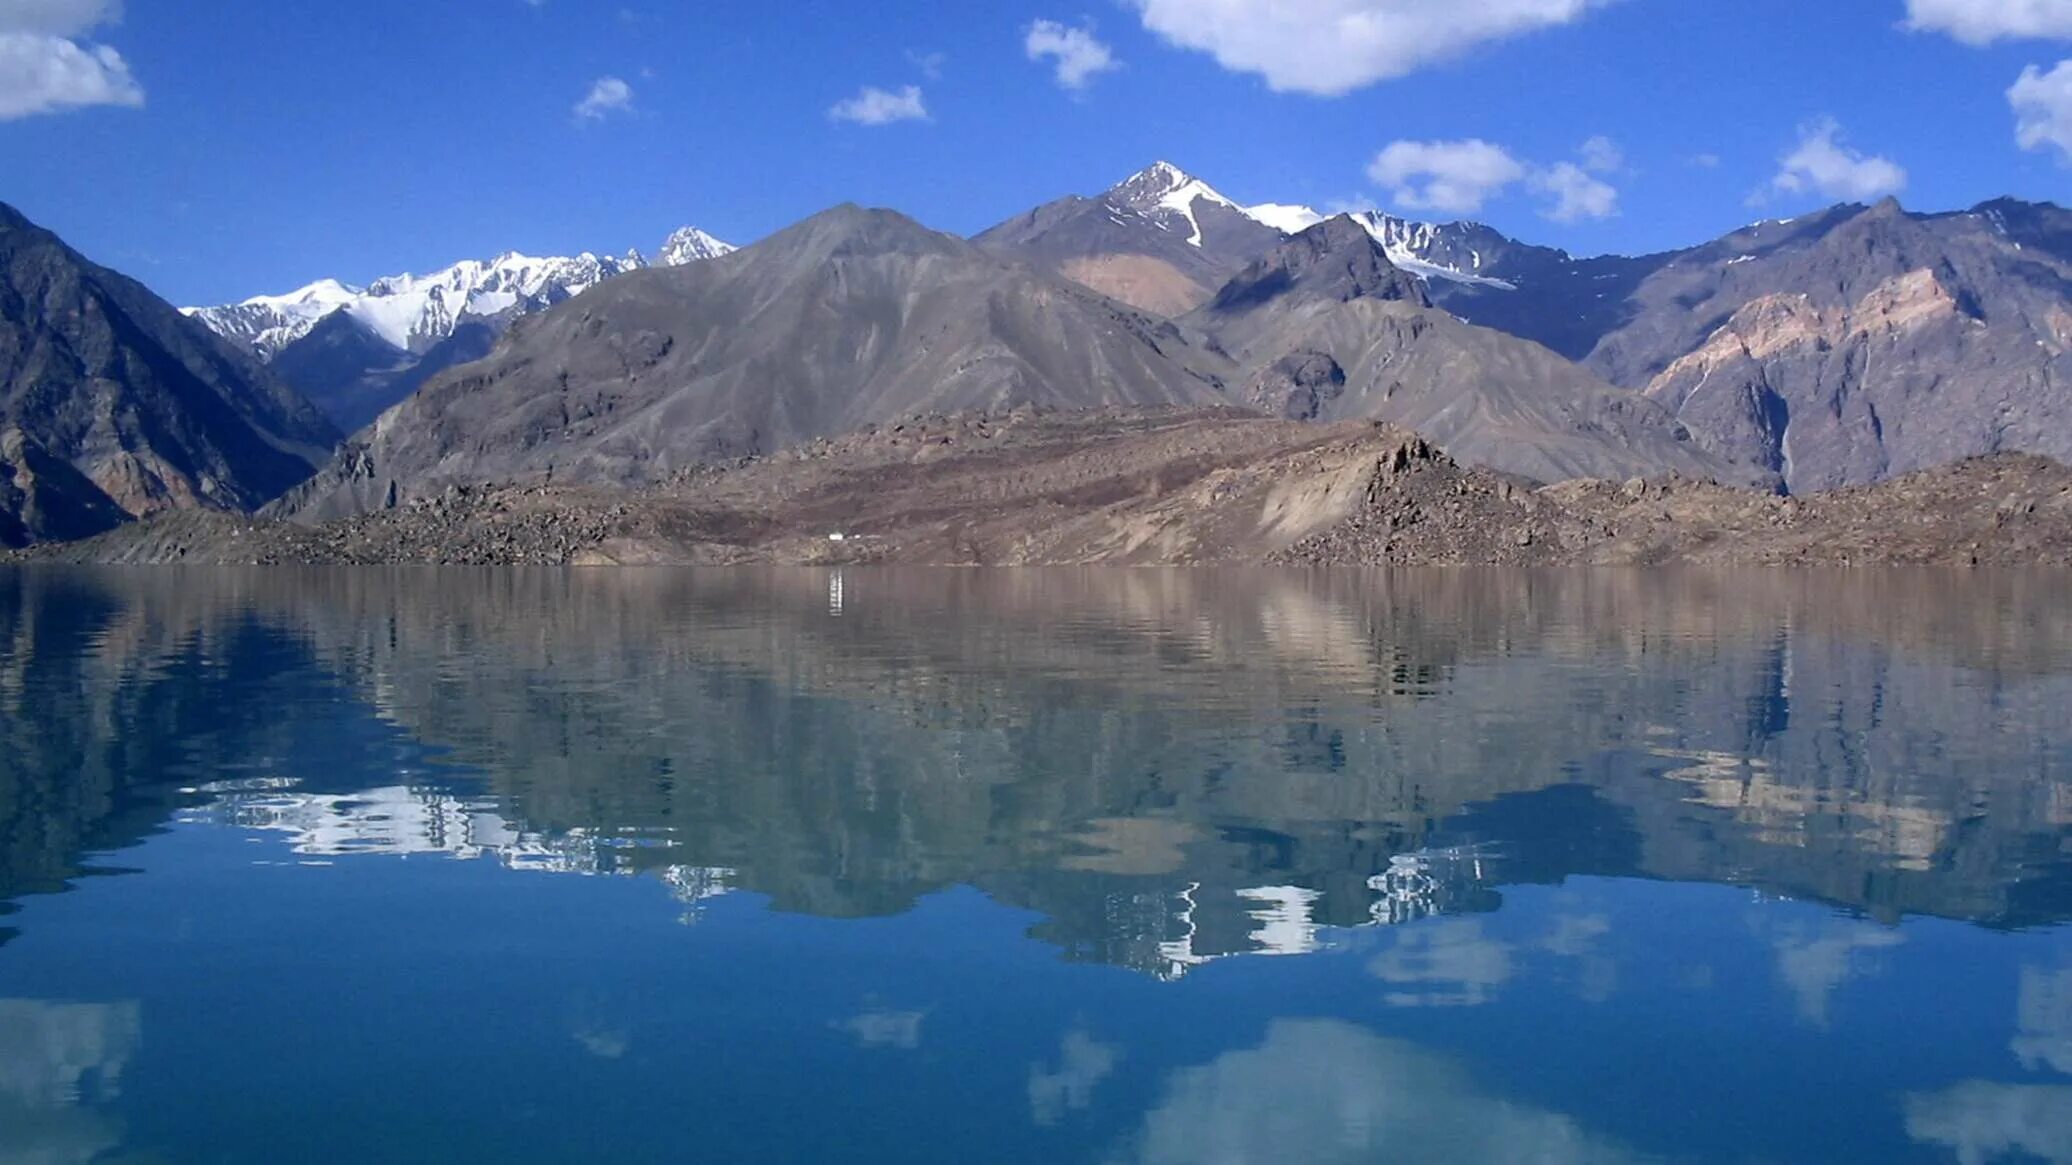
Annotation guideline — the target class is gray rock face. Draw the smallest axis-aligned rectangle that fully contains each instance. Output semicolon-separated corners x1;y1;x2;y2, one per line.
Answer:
1321;195;2072;492
0;426;128;547
1616;199;2072;491
1183;219;1760;487
1190;216;1430;360
0;201;338;544
275;205;1227;521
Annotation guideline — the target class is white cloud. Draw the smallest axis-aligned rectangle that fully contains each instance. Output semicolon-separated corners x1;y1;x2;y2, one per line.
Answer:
1366;137;1621;221
572;76;633;121
1025;19;1120;91
1578;134;1623;173
905;49;947;79
0;0;123;37
1767;117;1908;202
1688;152;1723;168
1904;0;2072;44
828;83;929;125
1534;161;1620;222
1130;0;1614;97
2012;59;2072;162
0;0;141;120
1367;138;1527;214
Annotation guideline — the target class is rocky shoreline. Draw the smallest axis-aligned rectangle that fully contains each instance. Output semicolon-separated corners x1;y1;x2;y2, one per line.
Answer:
9;409;2072;568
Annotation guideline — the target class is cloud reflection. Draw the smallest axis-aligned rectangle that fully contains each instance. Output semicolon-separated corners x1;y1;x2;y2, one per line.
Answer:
0;999;140;1165
1029;1028;1122;1126
1116;1019;1652;1164
1907;1081;2072;1164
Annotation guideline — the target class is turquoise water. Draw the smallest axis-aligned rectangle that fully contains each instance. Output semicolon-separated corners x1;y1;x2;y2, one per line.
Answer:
1;568;2068;1164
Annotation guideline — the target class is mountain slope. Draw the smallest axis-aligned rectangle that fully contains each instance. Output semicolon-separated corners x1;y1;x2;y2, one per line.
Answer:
1606;198;2072;490
0;202;338;543
1334;211;1676;361
275;205;1225;521
1184;219;1758;486
973;162;1286;315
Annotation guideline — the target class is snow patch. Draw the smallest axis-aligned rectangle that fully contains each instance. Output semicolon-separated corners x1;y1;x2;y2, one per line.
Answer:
1344;211;1516;290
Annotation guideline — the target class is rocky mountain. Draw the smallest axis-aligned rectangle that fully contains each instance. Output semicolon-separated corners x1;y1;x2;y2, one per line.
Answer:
1329;211;1673;362
274;204;1772;522
0;201;339;546
1129;173;2072;492
972;162;1287;315
979;165;1667;346
1252;191;2072;492
1600;198;2072;491
187;227;737;433
273;205;1227;521
1183;218;1755;486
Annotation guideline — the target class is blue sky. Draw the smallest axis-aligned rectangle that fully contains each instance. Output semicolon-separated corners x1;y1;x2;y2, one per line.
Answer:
2;0;2068;305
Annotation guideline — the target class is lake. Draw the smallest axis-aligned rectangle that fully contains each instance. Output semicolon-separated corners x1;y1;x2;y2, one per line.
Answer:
1;567;2068;1164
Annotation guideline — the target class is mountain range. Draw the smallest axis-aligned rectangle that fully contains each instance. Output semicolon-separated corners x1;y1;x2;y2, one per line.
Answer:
974;164;2072;494
4;161;2070;550
184;226;735;432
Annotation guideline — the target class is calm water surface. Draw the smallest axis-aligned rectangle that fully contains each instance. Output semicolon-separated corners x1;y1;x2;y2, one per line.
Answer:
1;568;2069;1164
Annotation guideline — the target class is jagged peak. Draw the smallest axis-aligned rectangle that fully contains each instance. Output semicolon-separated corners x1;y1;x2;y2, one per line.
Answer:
1109;161;1237;212
656;225;736;266
1112;160;1195;195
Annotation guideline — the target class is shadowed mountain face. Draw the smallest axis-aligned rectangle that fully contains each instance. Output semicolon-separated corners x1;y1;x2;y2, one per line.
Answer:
275;206;1228;521
0;203;339;546
1183;220;1758;486
272;312;503;436
3;568;2070;959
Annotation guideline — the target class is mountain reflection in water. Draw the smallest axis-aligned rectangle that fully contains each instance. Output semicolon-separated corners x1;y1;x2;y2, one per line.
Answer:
0;567;2068;1164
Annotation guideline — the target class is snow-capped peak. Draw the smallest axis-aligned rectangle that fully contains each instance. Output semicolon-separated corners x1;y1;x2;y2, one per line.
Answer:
335;249;643;351
189;225;735;361
1107;161;1245;248
657;226;735;267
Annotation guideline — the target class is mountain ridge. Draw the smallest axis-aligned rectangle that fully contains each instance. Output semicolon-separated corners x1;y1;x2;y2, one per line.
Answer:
187;224;737;432
0;201;339;545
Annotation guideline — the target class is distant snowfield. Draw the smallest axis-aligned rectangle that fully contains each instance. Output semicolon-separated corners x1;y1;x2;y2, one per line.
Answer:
186;229;735;360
